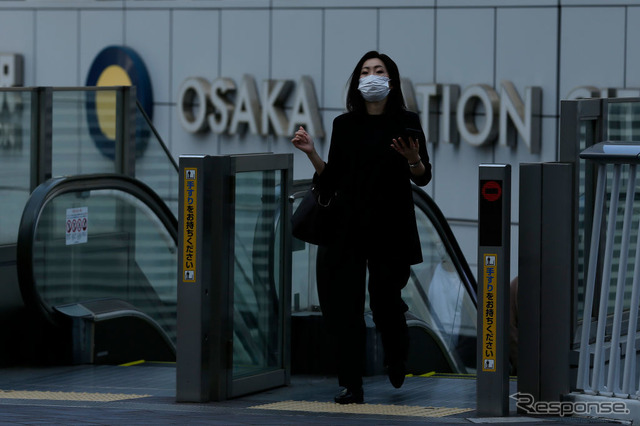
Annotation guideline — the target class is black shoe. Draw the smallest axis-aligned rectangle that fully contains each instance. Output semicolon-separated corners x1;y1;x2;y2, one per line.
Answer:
387;361;406;389
334;387;364;404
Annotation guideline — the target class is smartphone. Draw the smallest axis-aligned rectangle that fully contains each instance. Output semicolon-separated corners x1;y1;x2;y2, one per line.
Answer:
404;127;422;142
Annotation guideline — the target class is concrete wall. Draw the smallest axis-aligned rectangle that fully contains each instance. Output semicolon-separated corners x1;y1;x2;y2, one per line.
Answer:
2;0;639;278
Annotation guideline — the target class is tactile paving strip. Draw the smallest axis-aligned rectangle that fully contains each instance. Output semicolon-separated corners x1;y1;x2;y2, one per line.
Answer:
0;390;149;402
250;400;473;417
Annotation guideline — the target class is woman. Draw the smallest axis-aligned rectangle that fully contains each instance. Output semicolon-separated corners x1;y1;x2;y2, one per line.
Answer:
291;51;431;404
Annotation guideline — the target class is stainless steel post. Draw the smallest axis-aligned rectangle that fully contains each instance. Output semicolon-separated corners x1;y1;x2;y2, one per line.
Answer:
176;155;233;402
518;162;573;408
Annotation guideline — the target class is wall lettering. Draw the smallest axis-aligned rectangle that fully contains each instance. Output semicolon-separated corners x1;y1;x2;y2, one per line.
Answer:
178;75;324;138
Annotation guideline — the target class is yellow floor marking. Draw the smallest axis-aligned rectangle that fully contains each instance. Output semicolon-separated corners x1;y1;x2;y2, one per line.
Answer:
406;371;436;378
250;400;473;418
119;359;146;367
0;390;149;402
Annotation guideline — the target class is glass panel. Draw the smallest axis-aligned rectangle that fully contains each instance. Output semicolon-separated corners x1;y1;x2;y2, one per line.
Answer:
405;207;477;373
51;90;116;177
607;100;640;141
233;170;283;379
291;208;320;313
134;105;178;217
0;90;32;245
32;188;177;343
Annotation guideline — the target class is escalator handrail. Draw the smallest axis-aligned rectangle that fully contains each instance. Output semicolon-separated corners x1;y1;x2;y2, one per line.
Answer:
135;99;179;173
289;179;477;306
411;185;478;306
16;173;178;325
55;298;176;353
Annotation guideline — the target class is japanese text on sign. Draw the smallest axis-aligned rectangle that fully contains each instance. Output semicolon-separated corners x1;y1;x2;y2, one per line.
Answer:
183;168;197;282
482;254;497;372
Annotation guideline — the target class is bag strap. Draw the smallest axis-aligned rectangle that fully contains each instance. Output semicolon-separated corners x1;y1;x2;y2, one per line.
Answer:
312;185;335;208
317;194;332;207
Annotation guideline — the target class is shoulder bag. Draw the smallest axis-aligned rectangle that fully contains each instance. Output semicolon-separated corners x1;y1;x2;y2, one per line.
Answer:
291;185;337;246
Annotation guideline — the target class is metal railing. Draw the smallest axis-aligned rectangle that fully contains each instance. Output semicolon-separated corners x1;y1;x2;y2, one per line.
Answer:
574;141;640;411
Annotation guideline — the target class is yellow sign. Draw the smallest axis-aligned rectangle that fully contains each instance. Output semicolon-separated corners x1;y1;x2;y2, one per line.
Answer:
482;254;497;372
182;168;197;282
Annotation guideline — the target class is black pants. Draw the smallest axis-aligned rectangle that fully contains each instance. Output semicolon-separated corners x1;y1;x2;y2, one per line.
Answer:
316;244;410;390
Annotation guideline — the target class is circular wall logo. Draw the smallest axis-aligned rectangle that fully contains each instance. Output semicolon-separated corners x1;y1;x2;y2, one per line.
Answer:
85;45;153;159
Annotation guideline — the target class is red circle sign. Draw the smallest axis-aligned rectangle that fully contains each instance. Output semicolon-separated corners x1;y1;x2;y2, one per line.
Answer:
482;181;502;202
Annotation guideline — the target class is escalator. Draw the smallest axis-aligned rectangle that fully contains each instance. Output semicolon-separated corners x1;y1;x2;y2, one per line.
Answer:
404;187;477;374
16;174;178;364
289;182;478;375
0;86;182;365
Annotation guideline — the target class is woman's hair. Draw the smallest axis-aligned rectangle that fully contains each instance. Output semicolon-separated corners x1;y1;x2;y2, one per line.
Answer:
346;50;406;114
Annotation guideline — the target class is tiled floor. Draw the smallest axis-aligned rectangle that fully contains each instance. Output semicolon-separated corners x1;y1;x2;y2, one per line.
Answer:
0;364;623;425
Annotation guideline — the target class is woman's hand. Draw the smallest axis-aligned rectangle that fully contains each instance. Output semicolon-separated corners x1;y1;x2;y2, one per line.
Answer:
291;126;315;155
391;136;421;165
292;126;326;175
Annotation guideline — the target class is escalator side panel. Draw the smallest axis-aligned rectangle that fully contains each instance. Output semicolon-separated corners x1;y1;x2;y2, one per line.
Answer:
93;316;175;364
16;174;178;365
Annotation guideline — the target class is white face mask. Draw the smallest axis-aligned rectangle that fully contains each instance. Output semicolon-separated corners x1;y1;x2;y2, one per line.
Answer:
358;75;390;102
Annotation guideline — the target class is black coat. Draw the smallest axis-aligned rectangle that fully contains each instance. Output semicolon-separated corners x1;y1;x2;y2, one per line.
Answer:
315;109;432;265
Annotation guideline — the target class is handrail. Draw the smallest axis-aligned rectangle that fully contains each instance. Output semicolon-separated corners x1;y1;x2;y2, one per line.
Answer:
16;173;178;326
135;99;179;173
55;298;176;354
288;179;476;374
411;185;478;306
580;141;640;164
288;181;477;307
